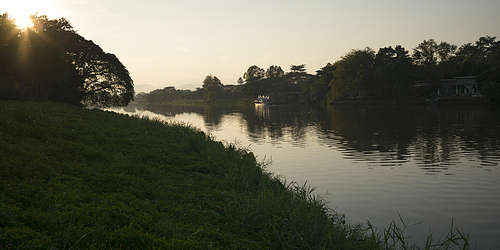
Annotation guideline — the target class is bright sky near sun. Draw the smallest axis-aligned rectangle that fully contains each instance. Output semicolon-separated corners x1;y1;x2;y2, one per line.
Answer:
1;0;500;91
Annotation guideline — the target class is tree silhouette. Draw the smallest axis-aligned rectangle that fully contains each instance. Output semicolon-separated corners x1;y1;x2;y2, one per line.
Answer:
289;64;306;74
0;13;21;99
266;65;284;78
374;45;414;97
327;48;375;102
202;75;223;104
0;13;134;107
243;65;265;84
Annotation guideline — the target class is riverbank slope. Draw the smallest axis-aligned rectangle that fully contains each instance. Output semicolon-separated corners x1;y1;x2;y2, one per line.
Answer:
1;101;379;249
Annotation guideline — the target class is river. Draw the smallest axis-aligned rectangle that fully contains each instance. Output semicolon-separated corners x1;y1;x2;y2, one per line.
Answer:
106;103;500;249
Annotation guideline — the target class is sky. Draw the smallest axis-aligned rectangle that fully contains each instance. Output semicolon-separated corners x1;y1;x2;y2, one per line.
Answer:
2;0;500;92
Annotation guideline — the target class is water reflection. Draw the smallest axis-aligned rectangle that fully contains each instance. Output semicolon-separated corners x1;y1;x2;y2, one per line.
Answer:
122;103;500;174
134;104;231;127
323;106;500;172
319;106;417;166
250;104;500;173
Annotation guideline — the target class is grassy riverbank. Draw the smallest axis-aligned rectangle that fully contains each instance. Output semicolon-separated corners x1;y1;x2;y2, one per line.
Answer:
1;101;471;249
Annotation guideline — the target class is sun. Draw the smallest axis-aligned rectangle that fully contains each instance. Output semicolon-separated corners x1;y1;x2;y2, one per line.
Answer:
1;0;59;28
14;14;34;29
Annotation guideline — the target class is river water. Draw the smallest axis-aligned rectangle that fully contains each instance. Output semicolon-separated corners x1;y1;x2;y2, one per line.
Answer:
107;103;500;249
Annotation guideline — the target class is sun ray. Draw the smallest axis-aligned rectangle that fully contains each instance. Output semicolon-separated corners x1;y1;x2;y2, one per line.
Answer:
1;0;60;29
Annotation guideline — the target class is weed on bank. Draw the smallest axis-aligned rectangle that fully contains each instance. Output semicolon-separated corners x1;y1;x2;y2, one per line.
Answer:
0;101;471;249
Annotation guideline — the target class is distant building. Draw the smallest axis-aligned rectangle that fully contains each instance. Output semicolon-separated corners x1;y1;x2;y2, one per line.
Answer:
288;73;315;85
413;76;480;97
223;84;237;92
222;84;237;96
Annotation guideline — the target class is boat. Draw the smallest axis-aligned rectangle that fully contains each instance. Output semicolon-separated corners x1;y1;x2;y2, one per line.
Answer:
254;95;273;105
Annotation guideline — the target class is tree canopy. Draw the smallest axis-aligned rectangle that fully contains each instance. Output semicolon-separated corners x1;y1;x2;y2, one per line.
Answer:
0;13;134;107
202;75;223;104
328;48;375;102
266;65;284;78
290;64;306;74
243;65;265;83
202;75;223;92
374;45;414;97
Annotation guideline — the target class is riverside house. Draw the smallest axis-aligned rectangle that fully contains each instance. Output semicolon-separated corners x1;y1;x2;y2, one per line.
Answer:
414;76;480;97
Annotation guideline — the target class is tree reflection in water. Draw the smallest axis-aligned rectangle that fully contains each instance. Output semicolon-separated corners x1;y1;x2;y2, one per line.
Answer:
112;103;500;173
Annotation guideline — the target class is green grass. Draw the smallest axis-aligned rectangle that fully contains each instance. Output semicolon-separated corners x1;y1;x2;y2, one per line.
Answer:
0;101;472;249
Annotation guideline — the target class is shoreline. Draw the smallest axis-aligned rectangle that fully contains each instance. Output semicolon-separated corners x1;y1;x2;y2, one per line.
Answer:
130;95;492;107
0;101;473;249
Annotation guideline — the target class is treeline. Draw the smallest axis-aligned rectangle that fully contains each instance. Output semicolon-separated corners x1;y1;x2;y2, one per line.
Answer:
0;13;134;107
140;64;310;104
141;87;204;103
142;36;500;105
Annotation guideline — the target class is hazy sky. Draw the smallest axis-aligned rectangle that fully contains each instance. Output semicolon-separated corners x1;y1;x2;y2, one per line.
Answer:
2;0;500;91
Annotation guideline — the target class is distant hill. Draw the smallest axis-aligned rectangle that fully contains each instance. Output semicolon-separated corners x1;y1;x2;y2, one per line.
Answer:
134;84;156;94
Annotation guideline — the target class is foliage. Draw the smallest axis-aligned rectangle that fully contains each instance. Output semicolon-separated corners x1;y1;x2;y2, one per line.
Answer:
327;78;352;104
202;75;223;92
374;46;414;97
202;75;223;104
367;213;471;250
237;77;244;85
266;65;285;78
301;63;335;104
481;81;500;105
142;87;204;103
413;39;460;82
139;35;498;106
290;64;306;74
0;13;134;107
243;65;266;84
451;36;500;78
338;48;375;94
318;36;498;103
325;48;375;103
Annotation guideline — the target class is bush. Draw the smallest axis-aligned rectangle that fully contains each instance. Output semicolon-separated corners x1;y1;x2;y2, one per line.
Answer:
482;81;500;105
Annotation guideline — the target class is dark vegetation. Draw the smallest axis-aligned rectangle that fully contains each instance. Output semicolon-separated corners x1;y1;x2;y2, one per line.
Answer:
0;101;473;249
0;13;134;107
140;37;500;105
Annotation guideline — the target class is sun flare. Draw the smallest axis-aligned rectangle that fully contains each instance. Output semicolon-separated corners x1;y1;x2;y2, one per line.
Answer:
14;15;34;29
1;0;59;28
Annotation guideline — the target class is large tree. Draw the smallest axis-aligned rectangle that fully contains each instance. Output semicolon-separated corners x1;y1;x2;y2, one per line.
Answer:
0;13;21;99
455;36;500;79
266;65;284;78
302;63;334;104
0;13;134;107
374;45;414;97
243;65;265;84
202;75;223;104
412;39;457;81
290;64;306;74
454;42;490;76
327;47;375;101
202;75;223;91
